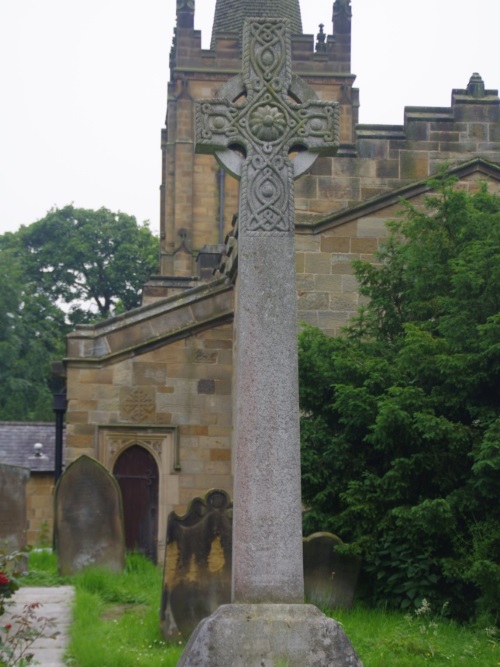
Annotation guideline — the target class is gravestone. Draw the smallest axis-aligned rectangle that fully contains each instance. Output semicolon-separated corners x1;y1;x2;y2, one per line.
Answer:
178;18;362;665
160;489;232;640
303;532;362;611
54;455;125;575
0;463;30;551
161;496;360;640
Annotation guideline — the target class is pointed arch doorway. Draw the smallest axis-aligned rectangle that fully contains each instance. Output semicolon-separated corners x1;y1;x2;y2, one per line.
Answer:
113;445;159;563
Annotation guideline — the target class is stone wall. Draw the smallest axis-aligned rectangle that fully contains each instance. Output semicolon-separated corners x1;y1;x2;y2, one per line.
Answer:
295;164;500;336
26;475;54;546
296;79;500;219
64;281;234;561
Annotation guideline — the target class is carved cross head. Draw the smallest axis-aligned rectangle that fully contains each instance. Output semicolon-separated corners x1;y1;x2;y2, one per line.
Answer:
195;18;339;181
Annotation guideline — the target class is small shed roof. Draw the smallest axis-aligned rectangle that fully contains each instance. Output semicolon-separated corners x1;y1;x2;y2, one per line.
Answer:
0;422;64;473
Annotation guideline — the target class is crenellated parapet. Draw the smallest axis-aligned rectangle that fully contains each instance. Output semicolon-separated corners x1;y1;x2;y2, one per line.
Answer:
293;73;500;220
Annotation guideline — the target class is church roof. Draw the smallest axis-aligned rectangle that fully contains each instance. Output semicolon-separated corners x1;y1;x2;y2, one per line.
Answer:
211;0;302;46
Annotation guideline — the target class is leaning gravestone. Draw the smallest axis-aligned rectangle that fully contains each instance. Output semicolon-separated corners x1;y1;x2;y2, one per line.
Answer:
178;17;362;665
303;532;362;611
54;455;125;575
0;463;30;551
160;489;232;640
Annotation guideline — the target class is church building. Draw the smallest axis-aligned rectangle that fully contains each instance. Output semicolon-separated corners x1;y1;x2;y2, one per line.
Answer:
58;0;500;563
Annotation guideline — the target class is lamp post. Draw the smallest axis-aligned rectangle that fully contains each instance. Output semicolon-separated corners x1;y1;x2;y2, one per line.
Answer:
53;389;67;483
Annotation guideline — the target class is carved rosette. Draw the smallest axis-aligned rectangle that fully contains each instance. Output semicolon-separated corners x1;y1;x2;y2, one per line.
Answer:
249;105;286;142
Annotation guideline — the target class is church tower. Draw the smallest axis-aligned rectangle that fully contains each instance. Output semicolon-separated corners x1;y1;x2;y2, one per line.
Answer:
61;0;500;568
147;0;357;298
211;0;303;46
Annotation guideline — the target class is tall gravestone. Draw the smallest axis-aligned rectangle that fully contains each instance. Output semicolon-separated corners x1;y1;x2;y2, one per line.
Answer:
178;18;362;665
0;463;30;552
160;489;232;640
54;455;125;575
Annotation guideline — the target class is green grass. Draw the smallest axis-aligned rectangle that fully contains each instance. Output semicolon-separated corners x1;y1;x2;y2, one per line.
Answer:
22;548;63;585
22;551;499;666
24;550;183;666
67;553;182;666
332;602;499;666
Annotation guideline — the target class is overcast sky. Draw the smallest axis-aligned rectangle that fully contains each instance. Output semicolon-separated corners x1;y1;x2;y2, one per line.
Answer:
1;0;498;236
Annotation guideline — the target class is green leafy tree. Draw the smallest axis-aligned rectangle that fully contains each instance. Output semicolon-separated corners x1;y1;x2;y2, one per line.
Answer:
0;242;66;420
299;178;500;621
0;206;159;420
18;205;159;324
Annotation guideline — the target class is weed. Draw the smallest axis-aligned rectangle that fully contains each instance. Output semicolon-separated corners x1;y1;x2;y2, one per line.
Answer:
35;523;51;550
0;602;59;666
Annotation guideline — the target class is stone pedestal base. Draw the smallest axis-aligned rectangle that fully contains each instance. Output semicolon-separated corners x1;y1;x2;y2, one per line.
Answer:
177;603;363;666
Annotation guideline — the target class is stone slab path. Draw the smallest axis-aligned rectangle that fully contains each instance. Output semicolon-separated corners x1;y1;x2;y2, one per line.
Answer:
3;586;74;667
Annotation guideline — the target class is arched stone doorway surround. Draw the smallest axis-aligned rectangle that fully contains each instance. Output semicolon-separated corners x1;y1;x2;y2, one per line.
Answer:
98;425;180;564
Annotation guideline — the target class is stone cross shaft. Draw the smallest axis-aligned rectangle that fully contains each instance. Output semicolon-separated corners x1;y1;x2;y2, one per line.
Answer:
195;18;339;604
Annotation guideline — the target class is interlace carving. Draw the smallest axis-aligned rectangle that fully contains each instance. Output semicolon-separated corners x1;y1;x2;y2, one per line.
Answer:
122;388;155;423
195;19;339;234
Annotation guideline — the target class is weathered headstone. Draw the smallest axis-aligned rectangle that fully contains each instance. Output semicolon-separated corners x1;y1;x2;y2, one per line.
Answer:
54;455;125;575
0;463;30;551
178;18;362;665
161;497;360;640
303;532;362;611
160;489;232;640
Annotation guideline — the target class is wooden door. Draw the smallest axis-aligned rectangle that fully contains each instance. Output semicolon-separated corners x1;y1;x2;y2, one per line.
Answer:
113;445;159;563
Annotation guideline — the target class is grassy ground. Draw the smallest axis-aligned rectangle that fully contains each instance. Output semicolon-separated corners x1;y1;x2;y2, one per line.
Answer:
24;550;499;666
334;602;499;666
24;550;183;666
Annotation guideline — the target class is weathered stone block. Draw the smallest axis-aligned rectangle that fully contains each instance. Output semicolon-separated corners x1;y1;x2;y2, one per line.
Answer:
321;236;350;253
295;235;321;252
314;274;343;292
358;138;388;159
304;252;332;274
309;156;333;176
197;379;215;394
351;237;378;253
178;604;363;666
330;292;358;310
297;291;330;310
400;151;429;179
376;159;399;179
357;216;390;238
133;363;167;386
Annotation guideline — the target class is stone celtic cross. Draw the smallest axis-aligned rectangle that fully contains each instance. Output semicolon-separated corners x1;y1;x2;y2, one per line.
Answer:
196;18;338;235
195;19;339;605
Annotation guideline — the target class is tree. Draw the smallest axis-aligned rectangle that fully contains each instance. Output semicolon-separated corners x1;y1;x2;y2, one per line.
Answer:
299;178;500;621
0;206;159;420
0;242;67;420
17;205;159;324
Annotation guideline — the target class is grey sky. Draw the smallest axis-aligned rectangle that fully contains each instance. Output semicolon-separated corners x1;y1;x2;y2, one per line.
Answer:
1;0;498;236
